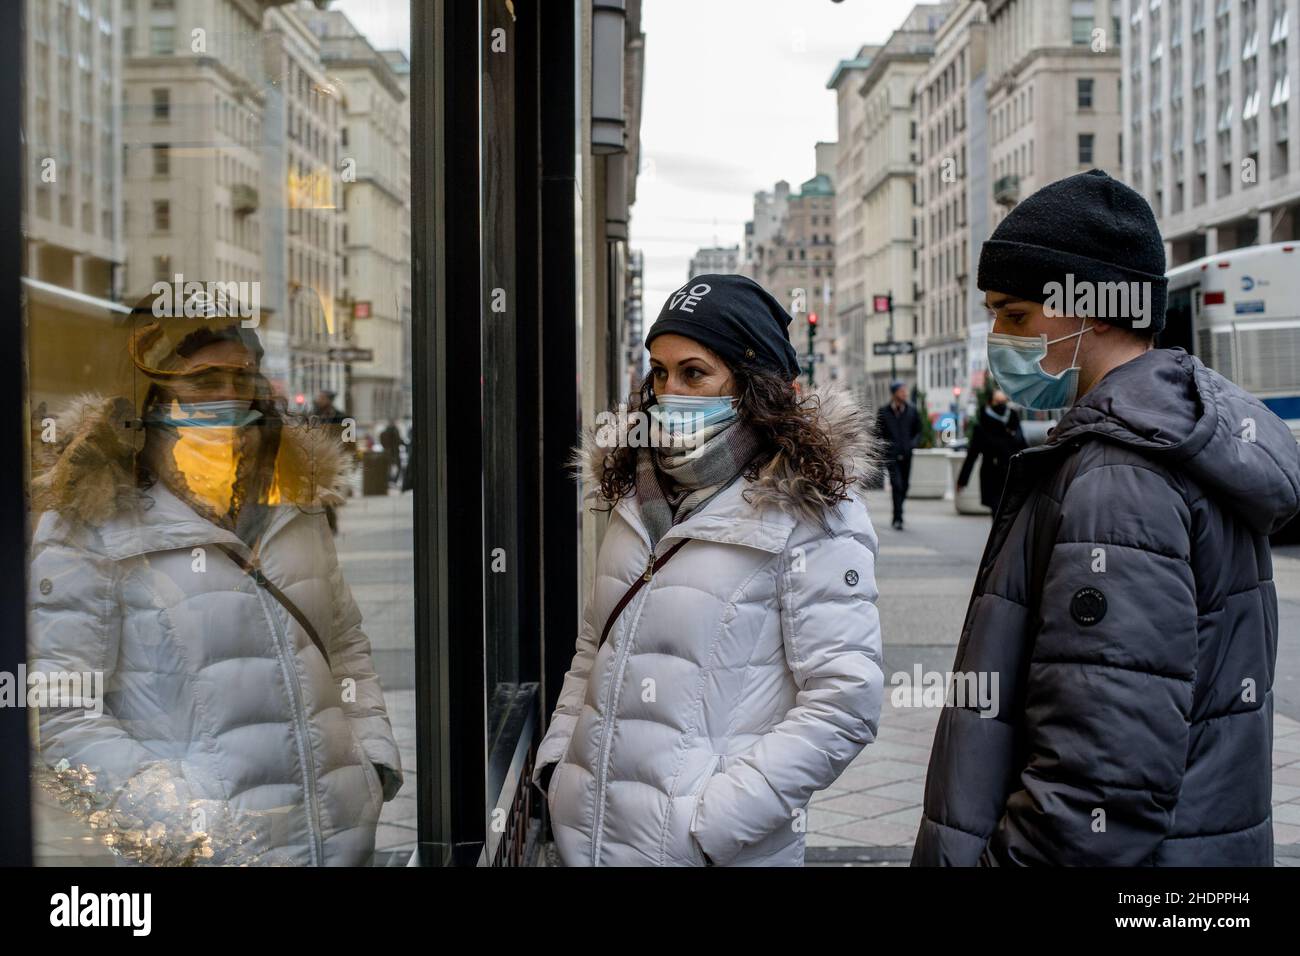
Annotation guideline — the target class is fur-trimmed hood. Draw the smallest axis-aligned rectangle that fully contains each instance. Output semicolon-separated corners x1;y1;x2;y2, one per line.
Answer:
31;393;354;528
573;384;880;525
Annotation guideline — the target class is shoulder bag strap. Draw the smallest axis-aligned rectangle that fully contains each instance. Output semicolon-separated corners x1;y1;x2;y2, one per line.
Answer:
597;538;690;650
213;542;331;667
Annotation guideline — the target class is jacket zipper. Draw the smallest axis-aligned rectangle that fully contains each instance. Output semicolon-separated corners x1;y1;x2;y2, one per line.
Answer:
254;582;326;865
591;542;664;865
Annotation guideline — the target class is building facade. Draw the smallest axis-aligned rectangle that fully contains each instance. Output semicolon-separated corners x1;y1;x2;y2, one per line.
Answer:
758;167;839;385
25;0;123;300
828;46;880;404
120;0;268;314
262;4;347;409
687;244;740;278
302;5;411;430
987;0;1123;233
857;3;953;410
916;1;989;410
740;181;790;281
1123;0;1300;266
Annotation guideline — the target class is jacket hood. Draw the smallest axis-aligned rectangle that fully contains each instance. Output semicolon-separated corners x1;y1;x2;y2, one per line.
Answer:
1050;348;1300;535
32;393;354;527
573;384;880;524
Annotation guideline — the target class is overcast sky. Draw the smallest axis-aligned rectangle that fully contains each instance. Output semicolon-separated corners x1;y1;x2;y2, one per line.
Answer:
636;0;926;311
329;0;410;54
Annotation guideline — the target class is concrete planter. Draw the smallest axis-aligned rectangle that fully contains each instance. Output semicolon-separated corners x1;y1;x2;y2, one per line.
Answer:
948;449;992;515
906;448;950;499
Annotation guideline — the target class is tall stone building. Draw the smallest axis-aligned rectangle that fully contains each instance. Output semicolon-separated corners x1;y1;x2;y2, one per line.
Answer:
300;4;412;430
740;182;790;281
987;0;1123;232
120;0;268;313
915;1;989;409
687;244;740;278
829;45;880;404
753;149;839;386
856;3;953;409
261;3;347;409
1123;0;1300;266
25;0;123;299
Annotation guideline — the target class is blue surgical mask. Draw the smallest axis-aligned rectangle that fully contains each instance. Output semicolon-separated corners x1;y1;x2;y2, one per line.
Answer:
986;319;1093;411
648;393;738;440
150;398;262;428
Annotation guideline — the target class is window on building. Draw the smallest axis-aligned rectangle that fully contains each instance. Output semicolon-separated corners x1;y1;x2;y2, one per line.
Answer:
1078;77;1095;109
151;143;169;176
148;26;173;55
1079;133;1096;164
151;87;169;121
1072;0;1096;44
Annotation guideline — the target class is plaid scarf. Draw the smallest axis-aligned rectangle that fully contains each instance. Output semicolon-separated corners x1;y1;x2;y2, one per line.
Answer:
634;418;763;548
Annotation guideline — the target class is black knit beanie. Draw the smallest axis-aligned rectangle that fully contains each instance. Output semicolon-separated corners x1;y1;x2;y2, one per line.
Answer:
646;274;801;380
978;169;1168;335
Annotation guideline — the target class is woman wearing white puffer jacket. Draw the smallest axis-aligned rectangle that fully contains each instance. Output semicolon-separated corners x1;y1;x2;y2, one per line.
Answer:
534;275;885;867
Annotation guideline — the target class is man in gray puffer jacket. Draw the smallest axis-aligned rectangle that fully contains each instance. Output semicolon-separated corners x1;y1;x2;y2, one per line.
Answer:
914;170;1300;866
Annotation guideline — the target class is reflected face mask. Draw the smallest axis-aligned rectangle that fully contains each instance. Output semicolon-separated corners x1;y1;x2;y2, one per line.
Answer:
985;318;1093;411
150;400;262;515
152;398;262;428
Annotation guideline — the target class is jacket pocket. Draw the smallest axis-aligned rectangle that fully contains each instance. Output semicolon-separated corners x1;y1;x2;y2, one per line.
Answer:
545;760;570;818
688;754;724;864
355;740;383;808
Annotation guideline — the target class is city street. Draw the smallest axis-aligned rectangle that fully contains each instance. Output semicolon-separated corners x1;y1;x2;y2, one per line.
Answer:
335;484;1300;866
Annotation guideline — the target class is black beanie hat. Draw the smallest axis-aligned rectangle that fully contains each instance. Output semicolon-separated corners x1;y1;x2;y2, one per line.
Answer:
978;169;1168;335
645;274;801;380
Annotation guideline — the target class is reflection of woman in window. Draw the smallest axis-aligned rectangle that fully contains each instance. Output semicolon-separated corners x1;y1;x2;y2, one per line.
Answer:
29;294;402;865
535;275;885;866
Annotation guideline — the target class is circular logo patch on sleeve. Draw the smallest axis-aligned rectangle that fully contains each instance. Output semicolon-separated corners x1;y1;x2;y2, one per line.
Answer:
844;569;859;587
1070;586;1107;626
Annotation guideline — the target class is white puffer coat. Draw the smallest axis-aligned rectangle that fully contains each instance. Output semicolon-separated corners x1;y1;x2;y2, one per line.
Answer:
534;387;885;866
28;396;402;866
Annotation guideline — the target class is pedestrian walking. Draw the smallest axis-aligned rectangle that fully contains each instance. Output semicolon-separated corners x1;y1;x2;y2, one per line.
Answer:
875;381;922;530
311;390;347;533
535;274;885;866
379;420;404;485
955;388;1026;510
914;170;1300;866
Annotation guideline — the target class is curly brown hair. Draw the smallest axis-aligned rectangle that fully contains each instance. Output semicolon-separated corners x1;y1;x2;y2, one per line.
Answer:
594;362;856;513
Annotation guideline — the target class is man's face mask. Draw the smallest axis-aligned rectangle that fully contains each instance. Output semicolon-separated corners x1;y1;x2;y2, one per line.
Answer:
986;316;1094;411
149;399;263;515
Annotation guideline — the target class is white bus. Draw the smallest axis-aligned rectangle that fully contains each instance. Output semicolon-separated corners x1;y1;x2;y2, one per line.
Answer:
1164;241;1300;440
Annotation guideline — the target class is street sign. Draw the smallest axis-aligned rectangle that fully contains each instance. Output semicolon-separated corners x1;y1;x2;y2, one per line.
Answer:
328;347;374;363
803;353;826;364
872;294;892;314
873;340;916;357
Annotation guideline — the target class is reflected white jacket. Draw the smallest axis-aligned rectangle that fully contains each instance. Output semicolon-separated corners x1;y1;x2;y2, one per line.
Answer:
534;387;885;866
28;396;402;866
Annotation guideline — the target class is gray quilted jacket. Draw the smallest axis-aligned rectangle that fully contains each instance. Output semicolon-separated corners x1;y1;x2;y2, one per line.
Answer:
914;348;1300;866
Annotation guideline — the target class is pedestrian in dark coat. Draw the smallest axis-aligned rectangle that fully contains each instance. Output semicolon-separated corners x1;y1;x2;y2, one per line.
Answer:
914;170;1300;866
956;389;1026;510
875;382;922;530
